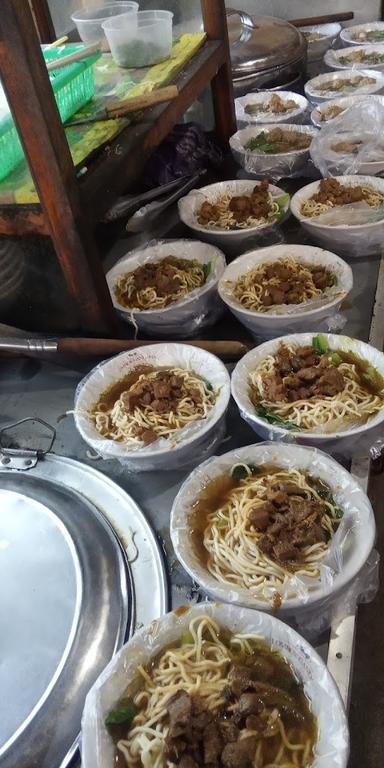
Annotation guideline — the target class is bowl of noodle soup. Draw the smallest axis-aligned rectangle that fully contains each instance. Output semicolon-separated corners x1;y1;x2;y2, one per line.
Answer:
178;179;290;249
81;603;349;768
106;240;226;338
218;244;352;339
290;175;384;257
74;343;230;472
229;124;318;178
170;443;375;618
231;332;384;454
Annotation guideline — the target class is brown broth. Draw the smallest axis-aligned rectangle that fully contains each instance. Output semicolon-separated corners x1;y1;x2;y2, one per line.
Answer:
335;348;384;396
93;365;155;412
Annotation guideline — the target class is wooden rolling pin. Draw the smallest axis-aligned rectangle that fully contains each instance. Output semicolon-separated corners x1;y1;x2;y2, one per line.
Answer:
0;337;251;362
66;86;179;126
289;11;354;27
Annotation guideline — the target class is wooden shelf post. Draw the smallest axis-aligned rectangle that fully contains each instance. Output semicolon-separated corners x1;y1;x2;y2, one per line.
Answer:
201;0;236;145
0;0;117;334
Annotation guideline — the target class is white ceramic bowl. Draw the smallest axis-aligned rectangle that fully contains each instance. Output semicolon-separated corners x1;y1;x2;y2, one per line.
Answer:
325;44;384;72
341;21;384;47
290;175;384;256
235;90;309;127
170;443;375;619
218;243;352;339
304;68;384;104
106;239;226;338
81;603;350;768
231;332;384;455
300;22;341;61
74;343;230;472
310;93;384;127
178;179;290;250
229;123;318;178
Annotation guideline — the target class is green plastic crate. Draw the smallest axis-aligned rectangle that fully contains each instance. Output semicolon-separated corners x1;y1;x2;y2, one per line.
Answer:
0;44;101;181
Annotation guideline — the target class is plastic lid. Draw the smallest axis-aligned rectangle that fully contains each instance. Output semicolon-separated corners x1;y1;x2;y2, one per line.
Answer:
228;11;307;76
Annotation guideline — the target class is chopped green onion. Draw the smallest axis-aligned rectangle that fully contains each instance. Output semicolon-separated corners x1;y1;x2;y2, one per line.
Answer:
180;630;194;645
105;699;137;727
335;508;343;519
312;334;329;354
202;261;212;281
255;405;297;430
231;463;258;481
328;352;342;366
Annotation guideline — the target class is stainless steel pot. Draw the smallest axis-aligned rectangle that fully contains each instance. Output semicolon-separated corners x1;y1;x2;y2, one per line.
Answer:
227;10;308;95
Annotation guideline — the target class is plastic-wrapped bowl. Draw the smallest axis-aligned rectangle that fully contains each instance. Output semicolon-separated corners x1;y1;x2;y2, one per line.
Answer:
310;93;384;127
81;602;350;768
229;124;318;179
290;174;384;257
340;21;384;47
71;2;138;47
218;243;352;339
231;332;384;455
235;90;309;127
102;10;173;68
325;44;384;72
74;343;230;472
170;443;375;619
106;239;226;337
304;68;384;104
178;179;290;250
300;22;341;61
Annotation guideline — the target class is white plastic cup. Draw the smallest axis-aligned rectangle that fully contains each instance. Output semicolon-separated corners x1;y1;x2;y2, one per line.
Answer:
102;10;173;68
71;2;139;49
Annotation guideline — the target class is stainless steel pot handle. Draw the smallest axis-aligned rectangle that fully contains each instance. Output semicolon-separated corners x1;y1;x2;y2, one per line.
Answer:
226;8;255;29
0;417;56;469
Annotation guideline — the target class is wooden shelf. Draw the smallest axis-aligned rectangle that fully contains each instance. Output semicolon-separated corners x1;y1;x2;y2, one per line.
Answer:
0;0;236;333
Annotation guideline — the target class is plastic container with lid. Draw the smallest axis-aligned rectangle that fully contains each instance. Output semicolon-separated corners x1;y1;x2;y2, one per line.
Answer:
102;10;173;69
71;2;139;48
227;10;307;96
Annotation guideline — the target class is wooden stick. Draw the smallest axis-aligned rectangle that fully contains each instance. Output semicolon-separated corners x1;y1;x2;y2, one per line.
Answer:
289;11;354;27
106;85;179;117
57;337;251;361
46;42;100;71
48;35;69;48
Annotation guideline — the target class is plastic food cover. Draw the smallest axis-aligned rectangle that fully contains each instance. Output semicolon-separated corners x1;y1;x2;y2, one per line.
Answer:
290;174;384;257
218;243;352;340
304;68;384;105
310;100;384;177
229;124;318;181
170;442;376;631
74;343;231;472
231;332;384;459
81;602;350;768
106;239;226;338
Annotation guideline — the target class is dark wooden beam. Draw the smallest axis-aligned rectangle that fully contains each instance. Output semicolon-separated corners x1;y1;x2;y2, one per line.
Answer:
201;0;236;146
0;0;118;334
82;40;226;223
28;0;56;43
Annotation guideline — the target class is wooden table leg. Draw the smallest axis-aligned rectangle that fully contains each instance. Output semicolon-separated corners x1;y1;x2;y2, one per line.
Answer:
201;0;236;146
0;0;118;335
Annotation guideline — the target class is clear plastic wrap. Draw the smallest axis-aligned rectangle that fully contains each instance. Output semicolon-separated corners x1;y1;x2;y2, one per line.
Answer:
170;443;376;627
106;239;226;338
81;602;350;768
229;124;318;181
231;332;384;459
290;175;384;258
304;68;384;105
73;343;230;472
311;94;384;129
177;180;290;254
218;243;352;340
310;101;384;177
234;91;310;128
325;43;384;72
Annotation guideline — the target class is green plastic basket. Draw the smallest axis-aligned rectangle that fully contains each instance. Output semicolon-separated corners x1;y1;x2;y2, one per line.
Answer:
0;44;101;181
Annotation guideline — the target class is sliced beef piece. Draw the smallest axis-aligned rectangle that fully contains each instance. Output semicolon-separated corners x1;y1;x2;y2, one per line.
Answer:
315;366;345;396
167;690;192;730
312;270;328;289
275;344;292;375
286;290;302;304
248;505;272;531
153;382;172;399
288;498;314;522
272;481;307;496
151;398;171;413
258;534;274;556
296;366;321;383
263;373;285;402
221;736;257;768
120;391;138;411
266;488;289;507
294;522;326;547
218;720;240;744
238;693;264;716
269;286;286;305
245;714;266;732
179;756;199;768
261;290;273;307
203;722;221;765
139;428;157;445
273;540;299;562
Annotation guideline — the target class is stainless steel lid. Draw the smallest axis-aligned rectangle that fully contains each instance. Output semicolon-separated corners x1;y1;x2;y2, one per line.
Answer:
227;10;307;77
0;418;167;768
